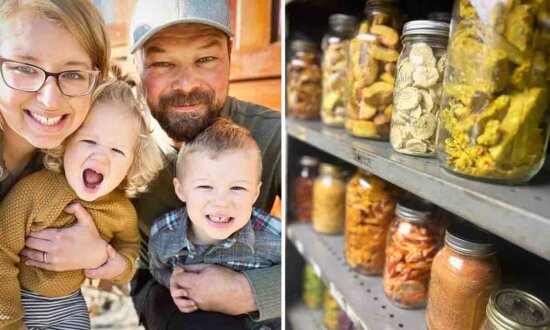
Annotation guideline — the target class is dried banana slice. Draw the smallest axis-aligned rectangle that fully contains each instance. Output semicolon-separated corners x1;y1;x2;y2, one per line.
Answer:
394;87;421;111
411;113;437;140
395;61;414;89
392;111;408;125
413;67;439;88
390;126;404;149
437;53;447;75
405;139;428;153
409;43;436;67
410;106;423;119
420;90;434;112
370;44;400;63
370;25;399;48
359;102;377;120
362;81;394;106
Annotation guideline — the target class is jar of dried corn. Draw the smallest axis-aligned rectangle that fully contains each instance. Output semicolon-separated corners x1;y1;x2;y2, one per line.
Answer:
312;163;345;234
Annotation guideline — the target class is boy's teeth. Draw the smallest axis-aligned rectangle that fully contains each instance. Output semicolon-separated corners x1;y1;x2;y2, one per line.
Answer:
209;216;230;223
30;112;62;126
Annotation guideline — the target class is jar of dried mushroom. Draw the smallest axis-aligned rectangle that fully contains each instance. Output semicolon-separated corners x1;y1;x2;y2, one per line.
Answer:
427;221;501;330
437;0;550;183
383;198;442;309
324;290;341;330
303;263;325;308
287;40;322;120
321;14;356;127
345;169;396;275
346;0;404;140
295;156;319;223
390;20;449;156
482;289;550;330
313;163;345;234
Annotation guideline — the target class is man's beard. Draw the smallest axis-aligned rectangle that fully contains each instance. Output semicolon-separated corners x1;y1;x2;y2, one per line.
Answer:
151;89;222;142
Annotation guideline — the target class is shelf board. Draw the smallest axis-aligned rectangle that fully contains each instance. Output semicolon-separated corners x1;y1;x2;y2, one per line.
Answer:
287;118;550;261
287;301;324;330
287;222;426;330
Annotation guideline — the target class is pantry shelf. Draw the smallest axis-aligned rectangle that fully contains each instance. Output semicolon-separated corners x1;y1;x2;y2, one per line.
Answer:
287;222;426;330
287;301;324;330
287;118;550;261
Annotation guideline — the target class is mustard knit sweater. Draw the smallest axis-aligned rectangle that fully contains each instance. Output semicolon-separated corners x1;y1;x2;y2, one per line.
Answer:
0;170;139;330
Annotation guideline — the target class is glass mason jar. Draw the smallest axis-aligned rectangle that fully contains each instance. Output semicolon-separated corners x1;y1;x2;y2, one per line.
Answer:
294;156;319;223
324;290;341;330
345;169;396;275
481;289;550;330
287;40;322;120
390;20;450;156
303;263;325;308
383;198;443;309
427;221;501;330
346;0;404;139
436;0;550;183
321;14;357;127
312;163;345;234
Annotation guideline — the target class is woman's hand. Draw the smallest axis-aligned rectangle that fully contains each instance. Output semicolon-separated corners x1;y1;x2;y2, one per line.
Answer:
84;244;127;280
21;203;108;271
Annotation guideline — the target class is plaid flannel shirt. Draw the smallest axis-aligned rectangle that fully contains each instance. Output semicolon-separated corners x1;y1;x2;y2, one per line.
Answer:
149;207;281;289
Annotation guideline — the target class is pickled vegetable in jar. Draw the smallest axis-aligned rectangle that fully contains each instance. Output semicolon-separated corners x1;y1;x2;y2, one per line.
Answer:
345;169;396;275
437;0;550;183
482;289;550;330
427;221;501;330
322;14;356;127
346;0;404;139
383;198;443;309
390;20;449;156
324;290;341;330
287;40;322;120
303;263;325;308
313;163;346;234
295;156;319;223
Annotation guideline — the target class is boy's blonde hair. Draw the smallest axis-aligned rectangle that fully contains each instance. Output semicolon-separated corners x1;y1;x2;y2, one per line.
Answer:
176;118;262;180
45;79;164;198
0;0;110;81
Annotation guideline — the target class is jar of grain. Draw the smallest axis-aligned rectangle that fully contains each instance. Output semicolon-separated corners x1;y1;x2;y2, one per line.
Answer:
344;169;396;275
482;289;550;330
383;198;443;309
426;221;501;330
324;290;341;330
295;156;319;223
312;163;345;234
303;263;325;308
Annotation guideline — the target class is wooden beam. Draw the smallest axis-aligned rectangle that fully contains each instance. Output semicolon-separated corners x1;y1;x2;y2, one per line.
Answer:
234;0;272;51
230;41;281;81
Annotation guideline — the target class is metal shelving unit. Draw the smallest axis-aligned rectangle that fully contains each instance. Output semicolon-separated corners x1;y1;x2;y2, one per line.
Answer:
287;301;324;330
287;118;550;261
287;223;425;330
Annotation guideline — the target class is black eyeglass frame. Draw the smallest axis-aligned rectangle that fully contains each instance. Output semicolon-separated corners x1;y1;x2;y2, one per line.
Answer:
0;57;100;97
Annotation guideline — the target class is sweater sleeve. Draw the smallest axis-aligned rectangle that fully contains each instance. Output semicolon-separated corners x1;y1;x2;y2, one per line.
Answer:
243;264;281;321
0;179;35;330
109;203;140;285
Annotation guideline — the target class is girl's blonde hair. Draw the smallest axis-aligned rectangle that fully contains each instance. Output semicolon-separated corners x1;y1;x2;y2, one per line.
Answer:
0;0;110;80
45;79;164;198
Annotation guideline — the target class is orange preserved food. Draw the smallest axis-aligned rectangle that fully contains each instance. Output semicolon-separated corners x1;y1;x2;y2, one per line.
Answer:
344;169;396;275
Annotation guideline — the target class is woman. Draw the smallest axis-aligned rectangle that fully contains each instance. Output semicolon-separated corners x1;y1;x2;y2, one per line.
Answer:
0;1;128;324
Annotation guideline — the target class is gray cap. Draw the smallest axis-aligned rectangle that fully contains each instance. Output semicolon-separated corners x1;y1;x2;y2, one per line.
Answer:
130;0;234;54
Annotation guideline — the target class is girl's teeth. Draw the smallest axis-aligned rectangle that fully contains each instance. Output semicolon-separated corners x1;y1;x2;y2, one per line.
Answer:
30;112;62;126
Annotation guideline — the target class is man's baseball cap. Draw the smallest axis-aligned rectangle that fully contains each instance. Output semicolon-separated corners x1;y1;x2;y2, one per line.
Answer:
130;0;234;54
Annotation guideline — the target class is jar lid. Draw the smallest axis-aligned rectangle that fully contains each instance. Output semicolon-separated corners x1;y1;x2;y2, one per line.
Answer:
402;20;450;38
329;14;357;28
319;163;342;176
444;221;497;256
396;198;437;222
299;156;319;167
487;289;550;330
290;40;318;52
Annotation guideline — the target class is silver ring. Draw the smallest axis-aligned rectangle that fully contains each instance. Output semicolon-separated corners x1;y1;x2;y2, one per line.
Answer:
42;251;48;264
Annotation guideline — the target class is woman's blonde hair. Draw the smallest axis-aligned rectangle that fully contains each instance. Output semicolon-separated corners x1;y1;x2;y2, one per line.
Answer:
0;0;110;80
45;79;164;198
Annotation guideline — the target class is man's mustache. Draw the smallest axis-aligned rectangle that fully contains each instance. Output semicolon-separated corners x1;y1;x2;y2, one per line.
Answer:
158;90;215;109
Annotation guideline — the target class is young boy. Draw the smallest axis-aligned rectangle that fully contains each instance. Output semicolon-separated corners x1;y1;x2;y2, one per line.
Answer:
149;118;281;330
